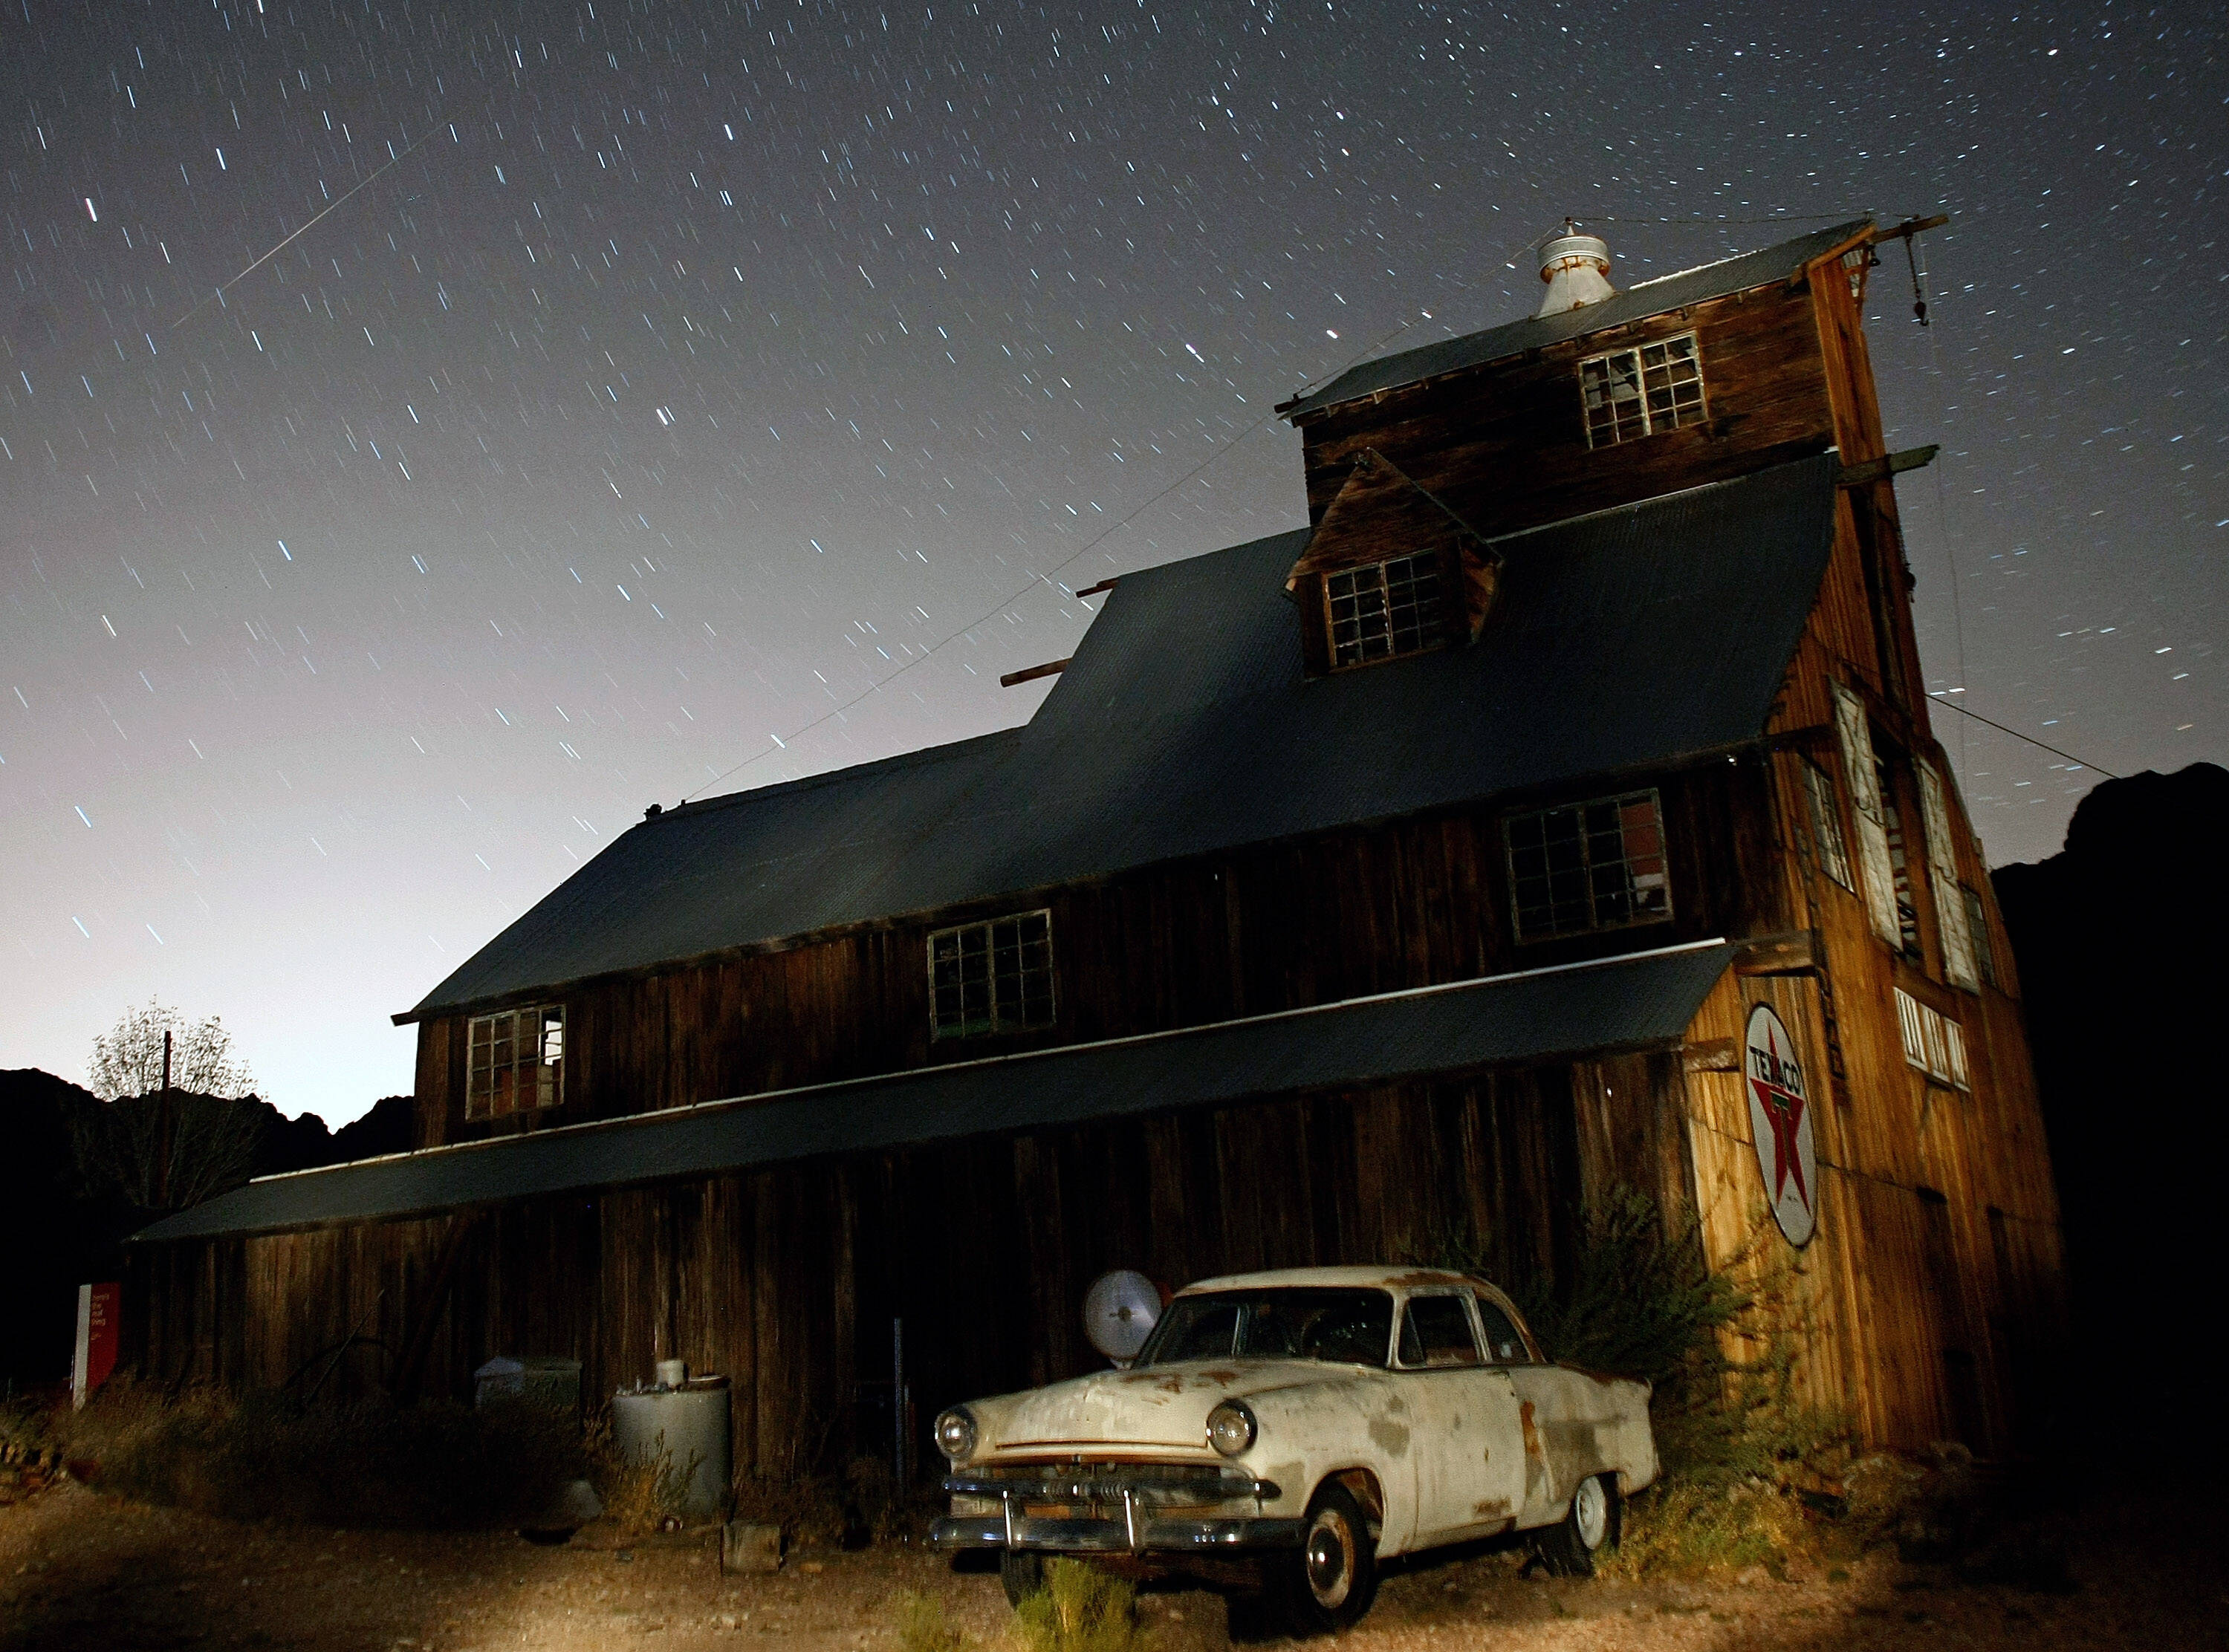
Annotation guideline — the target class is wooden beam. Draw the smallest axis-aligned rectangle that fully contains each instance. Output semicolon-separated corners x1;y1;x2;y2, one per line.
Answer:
1869;214;1950;246
1837;445;1939;488
1074;577;1119;599
999;657;1071;689
1734;929;1822;978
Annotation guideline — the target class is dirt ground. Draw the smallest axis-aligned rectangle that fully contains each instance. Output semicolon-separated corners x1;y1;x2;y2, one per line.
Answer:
2;1477;2221;1652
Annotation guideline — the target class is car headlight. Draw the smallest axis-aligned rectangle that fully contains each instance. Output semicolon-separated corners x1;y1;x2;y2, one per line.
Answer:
1206;1399;1256;1457
933;1405;979;1464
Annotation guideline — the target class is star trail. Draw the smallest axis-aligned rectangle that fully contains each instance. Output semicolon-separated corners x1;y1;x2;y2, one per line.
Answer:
3;1;2220;1119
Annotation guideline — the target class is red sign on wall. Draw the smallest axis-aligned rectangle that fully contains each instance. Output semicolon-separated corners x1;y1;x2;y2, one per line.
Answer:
73;1282;120;1409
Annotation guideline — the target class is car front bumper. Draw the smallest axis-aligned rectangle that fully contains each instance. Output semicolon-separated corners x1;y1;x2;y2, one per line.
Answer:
929;1467;1303;1555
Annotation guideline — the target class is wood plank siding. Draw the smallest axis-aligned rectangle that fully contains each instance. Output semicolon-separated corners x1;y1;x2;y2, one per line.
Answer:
127;1071;1589;1476
1290;283;1837;541
415;762;1781;1148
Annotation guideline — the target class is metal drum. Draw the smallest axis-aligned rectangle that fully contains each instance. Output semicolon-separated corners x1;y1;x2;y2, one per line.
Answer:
611;1376;730;1520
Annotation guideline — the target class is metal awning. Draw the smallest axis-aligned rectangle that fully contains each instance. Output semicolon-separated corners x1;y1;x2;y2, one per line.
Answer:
138;941;1733;1242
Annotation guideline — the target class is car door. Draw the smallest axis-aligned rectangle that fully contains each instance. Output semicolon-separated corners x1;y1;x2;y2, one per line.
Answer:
1479;1290;1583;1528
1393;1290;1528;1545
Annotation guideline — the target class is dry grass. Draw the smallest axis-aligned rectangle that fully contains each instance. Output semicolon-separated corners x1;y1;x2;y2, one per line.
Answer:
893;1589;976;1652
1014;1559;1155;1652
46;1377;581;1529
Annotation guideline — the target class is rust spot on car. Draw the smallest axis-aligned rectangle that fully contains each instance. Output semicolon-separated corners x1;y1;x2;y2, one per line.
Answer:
1367;1418;1410;1457
1198;1370;1242;1386
1473;1497;1513;1518
1155;1376;1186;1394
1386;1269;1471;1289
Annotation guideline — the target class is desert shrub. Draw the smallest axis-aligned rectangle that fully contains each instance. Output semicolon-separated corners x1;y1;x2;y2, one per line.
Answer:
1513;1186;1751;1383
1016;1559;1152;1652
1599;1476;1821;1579
55;1379;581;1528
584;1406;705;1533
894;1590;973;1652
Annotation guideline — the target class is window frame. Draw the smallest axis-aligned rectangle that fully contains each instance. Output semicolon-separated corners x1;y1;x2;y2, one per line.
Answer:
465;1003;565;1122
1502;787;1675;943
1803;758;1855;893
1322;548;1450;671
1893;986;1970;1090
1577;330;1708;449
1471;1290;1536;1365
1393;1289;1486;1371
927;908;1058;1042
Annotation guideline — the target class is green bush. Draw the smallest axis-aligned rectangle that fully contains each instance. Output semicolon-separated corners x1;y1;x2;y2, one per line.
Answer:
1016;1559;1152;1652
1421;1185;1748;1384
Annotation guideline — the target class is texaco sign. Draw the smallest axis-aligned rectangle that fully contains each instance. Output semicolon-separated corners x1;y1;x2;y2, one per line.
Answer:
1744;1004;1818;1247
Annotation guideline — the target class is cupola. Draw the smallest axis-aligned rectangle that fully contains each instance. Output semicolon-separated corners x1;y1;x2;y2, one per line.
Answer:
1535;221;1615;317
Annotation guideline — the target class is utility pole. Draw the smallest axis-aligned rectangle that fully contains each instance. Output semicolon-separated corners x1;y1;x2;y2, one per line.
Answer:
152;1029;174;1209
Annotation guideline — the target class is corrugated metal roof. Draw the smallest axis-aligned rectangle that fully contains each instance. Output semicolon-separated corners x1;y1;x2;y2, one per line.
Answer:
402;453;1838;1021
143;942;1735;1241
1277;221;1872;421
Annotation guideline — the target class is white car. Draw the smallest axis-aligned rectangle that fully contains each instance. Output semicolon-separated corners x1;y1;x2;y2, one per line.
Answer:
929;1265;1657;1631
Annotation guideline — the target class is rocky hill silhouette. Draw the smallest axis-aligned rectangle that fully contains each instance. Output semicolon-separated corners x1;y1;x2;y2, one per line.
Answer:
1993;761;2225;1466
0;1073;412;1389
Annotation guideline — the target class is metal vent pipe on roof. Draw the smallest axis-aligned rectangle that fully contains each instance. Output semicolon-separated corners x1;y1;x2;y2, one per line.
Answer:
1536;222;1615;317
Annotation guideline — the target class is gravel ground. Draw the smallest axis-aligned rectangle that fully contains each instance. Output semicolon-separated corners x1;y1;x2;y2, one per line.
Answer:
2;1477;2220;1652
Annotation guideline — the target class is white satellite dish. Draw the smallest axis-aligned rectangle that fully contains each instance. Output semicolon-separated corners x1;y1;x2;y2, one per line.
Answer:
1083;1270;1161;1364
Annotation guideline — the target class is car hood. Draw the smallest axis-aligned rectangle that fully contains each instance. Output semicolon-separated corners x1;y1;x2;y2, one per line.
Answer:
982;1360;1372;1453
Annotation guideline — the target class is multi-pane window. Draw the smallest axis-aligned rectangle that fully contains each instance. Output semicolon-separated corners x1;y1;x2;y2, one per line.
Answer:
1893;987;1970;1090
1578;332;1707;448
1324;551;1445;669
929;910;1056;1040
1505;790;1672;941
467;1004;565;1120
1803;759;1855;892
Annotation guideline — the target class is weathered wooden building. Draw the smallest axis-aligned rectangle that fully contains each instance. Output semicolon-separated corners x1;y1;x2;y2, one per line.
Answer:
130;218;2063;1467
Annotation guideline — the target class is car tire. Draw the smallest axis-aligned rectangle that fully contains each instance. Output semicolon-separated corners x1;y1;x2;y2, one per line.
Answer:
1268;1482;1380;1635
1532;1472;1620;1577
999;1549;1047;1608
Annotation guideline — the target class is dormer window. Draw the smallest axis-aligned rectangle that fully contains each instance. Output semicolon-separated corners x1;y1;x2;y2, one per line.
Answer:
1326;550;1446;669
1579;332;1707;447
1286;449;1501;679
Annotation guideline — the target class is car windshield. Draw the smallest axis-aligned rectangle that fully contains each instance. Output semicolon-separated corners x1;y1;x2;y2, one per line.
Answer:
1137;1289;1394;1369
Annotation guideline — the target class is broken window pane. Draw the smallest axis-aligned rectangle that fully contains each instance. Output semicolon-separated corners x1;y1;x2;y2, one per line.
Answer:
466;1004;565;1119
1580;332;1706;448
1504;789;1674;941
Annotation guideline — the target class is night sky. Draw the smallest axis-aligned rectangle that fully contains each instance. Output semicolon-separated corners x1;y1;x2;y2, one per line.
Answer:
3;1;2220;1122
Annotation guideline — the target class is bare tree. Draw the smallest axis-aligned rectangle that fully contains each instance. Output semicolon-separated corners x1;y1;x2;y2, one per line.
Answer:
86;998;254;1102
75;1000;265;1212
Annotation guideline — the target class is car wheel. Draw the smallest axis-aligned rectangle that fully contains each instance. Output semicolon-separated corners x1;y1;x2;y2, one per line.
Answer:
999;1549;1046;1608
1532;1472;1620;1577
1269;1482;1379;1635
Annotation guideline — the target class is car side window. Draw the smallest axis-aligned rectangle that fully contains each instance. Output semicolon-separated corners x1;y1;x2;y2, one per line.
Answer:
1474;1295;1530;1363
1397;1293;1482;1369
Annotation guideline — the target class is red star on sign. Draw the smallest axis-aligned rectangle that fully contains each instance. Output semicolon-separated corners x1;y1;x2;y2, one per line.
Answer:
1749;1024;1810;1208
